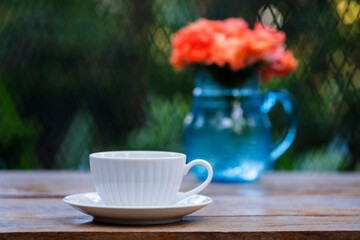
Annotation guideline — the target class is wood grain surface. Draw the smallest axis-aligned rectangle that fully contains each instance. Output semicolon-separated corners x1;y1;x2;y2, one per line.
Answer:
1;171;360;239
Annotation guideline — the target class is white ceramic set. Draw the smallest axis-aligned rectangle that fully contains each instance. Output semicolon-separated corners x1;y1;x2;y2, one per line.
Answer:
63;151;213;225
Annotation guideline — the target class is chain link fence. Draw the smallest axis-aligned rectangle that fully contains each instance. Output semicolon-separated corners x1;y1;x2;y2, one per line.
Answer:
0;0;359;171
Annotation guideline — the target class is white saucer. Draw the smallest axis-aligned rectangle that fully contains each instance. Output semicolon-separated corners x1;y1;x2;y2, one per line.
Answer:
63;192;212;225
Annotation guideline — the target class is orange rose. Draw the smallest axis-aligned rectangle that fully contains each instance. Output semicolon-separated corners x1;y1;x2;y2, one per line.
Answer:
208;33;228;67
260;50;297;82
246;23;285;65
222;18;249;37
170;19;217;70
216;18;251;71
226;37;250;71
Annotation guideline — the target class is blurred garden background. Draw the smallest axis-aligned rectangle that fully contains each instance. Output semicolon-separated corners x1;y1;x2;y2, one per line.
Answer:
0;0;359;171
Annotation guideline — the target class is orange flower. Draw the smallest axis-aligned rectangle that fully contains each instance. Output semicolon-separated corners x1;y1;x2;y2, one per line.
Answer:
246;23;285;65
260;50;298;82
222;18;249;37
170;19;217;69
213;18;251;70
208;33;228;67
226;37;250;71
169;18;297;82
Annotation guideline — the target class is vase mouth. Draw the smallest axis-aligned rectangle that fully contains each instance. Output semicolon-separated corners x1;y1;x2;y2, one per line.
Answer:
194;66;260;91
193;87;261;98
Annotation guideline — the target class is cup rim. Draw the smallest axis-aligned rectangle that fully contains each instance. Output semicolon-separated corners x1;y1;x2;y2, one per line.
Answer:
90;150;186;160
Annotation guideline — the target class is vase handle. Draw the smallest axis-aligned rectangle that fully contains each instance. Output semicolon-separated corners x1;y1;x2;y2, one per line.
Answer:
263;90;298;162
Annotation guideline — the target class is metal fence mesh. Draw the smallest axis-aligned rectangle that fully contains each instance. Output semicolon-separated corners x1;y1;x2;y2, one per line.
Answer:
0;0;359;170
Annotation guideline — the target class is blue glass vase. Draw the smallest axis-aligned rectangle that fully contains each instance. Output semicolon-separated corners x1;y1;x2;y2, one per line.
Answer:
183;69;297;182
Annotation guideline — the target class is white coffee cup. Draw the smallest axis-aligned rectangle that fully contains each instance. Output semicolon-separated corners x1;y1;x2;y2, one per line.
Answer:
90;151;213;206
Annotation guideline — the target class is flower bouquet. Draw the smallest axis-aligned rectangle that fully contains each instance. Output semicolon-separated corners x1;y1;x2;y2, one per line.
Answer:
170;18;297;87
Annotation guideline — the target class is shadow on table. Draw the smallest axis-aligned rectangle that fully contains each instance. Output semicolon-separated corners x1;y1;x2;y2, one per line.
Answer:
74;216;200;229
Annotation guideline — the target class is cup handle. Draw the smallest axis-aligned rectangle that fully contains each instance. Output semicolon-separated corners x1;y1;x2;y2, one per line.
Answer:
176;159;213;202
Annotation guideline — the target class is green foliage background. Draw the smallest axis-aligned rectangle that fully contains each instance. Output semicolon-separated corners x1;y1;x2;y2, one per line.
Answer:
0;0;359;171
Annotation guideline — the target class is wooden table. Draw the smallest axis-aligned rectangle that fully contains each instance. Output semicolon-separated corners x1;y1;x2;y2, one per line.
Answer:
1;171;360;239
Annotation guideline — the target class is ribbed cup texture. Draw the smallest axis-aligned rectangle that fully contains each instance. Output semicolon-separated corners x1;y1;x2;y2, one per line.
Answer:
90;158;185;206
